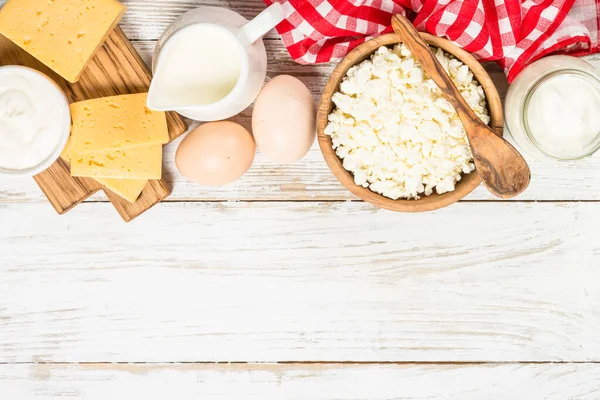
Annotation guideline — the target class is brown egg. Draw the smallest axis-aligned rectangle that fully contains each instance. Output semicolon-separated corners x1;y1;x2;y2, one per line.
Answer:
176;122;255;186
252;75;316;164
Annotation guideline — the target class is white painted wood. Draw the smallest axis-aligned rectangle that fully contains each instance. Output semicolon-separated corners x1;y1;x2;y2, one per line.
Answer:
2;363;600;400
1;201;599;362
1;1;600;394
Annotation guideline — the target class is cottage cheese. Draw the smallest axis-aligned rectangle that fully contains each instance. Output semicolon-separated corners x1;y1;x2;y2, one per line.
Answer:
324;44;490;199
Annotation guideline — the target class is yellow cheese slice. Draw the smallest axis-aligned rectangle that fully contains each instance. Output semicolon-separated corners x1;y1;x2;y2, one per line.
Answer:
96;178;148;203
70;145;163;180
61;138;148;203
70;93;169;154
0;0;126;83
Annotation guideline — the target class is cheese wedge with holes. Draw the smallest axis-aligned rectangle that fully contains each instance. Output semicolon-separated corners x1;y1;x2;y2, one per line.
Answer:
70;93;169;154
0;0;126;83
70;145;163;180
61;138;148;203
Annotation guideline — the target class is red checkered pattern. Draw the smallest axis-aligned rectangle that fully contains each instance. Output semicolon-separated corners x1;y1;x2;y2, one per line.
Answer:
264;0;600;82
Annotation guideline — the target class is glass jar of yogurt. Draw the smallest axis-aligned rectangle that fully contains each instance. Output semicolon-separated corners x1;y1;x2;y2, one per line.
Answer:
505;55;600;160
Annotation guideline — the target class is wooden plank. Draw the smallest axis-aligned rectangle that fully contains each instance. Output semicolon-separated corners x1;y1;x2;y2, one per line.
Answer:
2;363;600;399
1;201;600;363
1;38;599;203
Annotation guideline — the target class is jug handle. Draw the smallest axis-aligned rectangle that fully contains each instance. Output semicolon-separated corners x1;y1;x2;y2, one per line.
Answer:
238;3;285;47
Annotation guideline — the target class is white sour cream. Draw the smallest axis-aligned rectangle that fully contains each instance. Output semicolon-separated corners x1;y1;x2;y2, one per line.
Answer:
0;66;70;174
506;56;600;160
526;72;600;157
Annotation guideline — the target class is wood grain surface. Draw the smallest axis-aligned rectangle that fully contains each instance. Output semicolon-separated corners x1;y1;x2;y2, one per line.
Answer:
4;364;600;400
2;201;600;362
1;0;600;398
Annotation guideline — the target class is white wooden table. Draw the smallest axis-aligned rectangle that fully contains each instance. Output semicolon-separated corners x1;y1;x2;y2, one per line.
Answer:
2;1;600;398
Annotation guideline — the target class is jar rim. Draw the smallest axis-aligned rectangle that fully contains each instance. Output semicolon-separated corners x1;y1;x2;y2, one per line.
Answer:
522;68;600;161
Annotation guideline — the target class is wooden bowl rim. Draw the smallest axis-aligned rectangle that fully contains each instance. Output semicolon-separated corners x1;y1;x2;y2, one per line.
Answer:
317;32;504;213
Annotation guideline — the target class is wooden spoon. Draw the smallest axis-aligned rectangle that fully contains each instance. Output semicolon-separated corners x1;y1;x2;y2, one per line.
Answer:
392;14;531;199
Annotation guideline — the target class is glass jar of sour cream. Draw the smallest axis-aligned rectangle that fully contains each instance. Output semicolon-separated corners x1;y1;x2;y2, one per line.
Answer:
505;55;600;161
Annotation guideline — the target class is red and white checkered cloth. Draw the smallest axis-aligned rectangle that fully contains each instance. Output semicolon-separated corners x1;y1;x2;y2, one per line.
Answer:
263;0;600;82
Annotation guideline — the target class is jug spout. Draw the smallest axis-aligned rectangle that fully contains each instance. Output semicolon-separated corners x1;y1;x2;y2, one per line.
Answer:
146;67;188;112
147;55;215;112
147;74;174;112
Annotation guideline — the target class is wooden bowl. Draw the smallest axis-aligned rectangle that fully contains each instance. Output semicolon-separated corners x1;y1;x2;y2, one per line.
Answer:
317;33;504;212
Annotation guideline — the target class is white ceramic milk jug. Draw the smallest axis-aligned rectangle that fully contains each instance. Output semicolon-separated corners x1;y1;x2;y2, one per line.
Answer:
147;4;285;121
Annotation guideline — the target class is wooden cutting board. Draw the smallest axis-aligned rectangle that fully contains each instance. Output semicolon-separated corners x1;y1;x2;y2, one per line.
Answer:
0;27;188;222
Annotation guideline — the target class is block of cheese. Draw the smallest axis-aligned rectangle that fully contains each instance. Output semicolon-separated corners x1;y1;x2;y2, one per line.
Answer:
0;0;126;83
61;138;148;203
70;145;163;180
70;93;169;154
